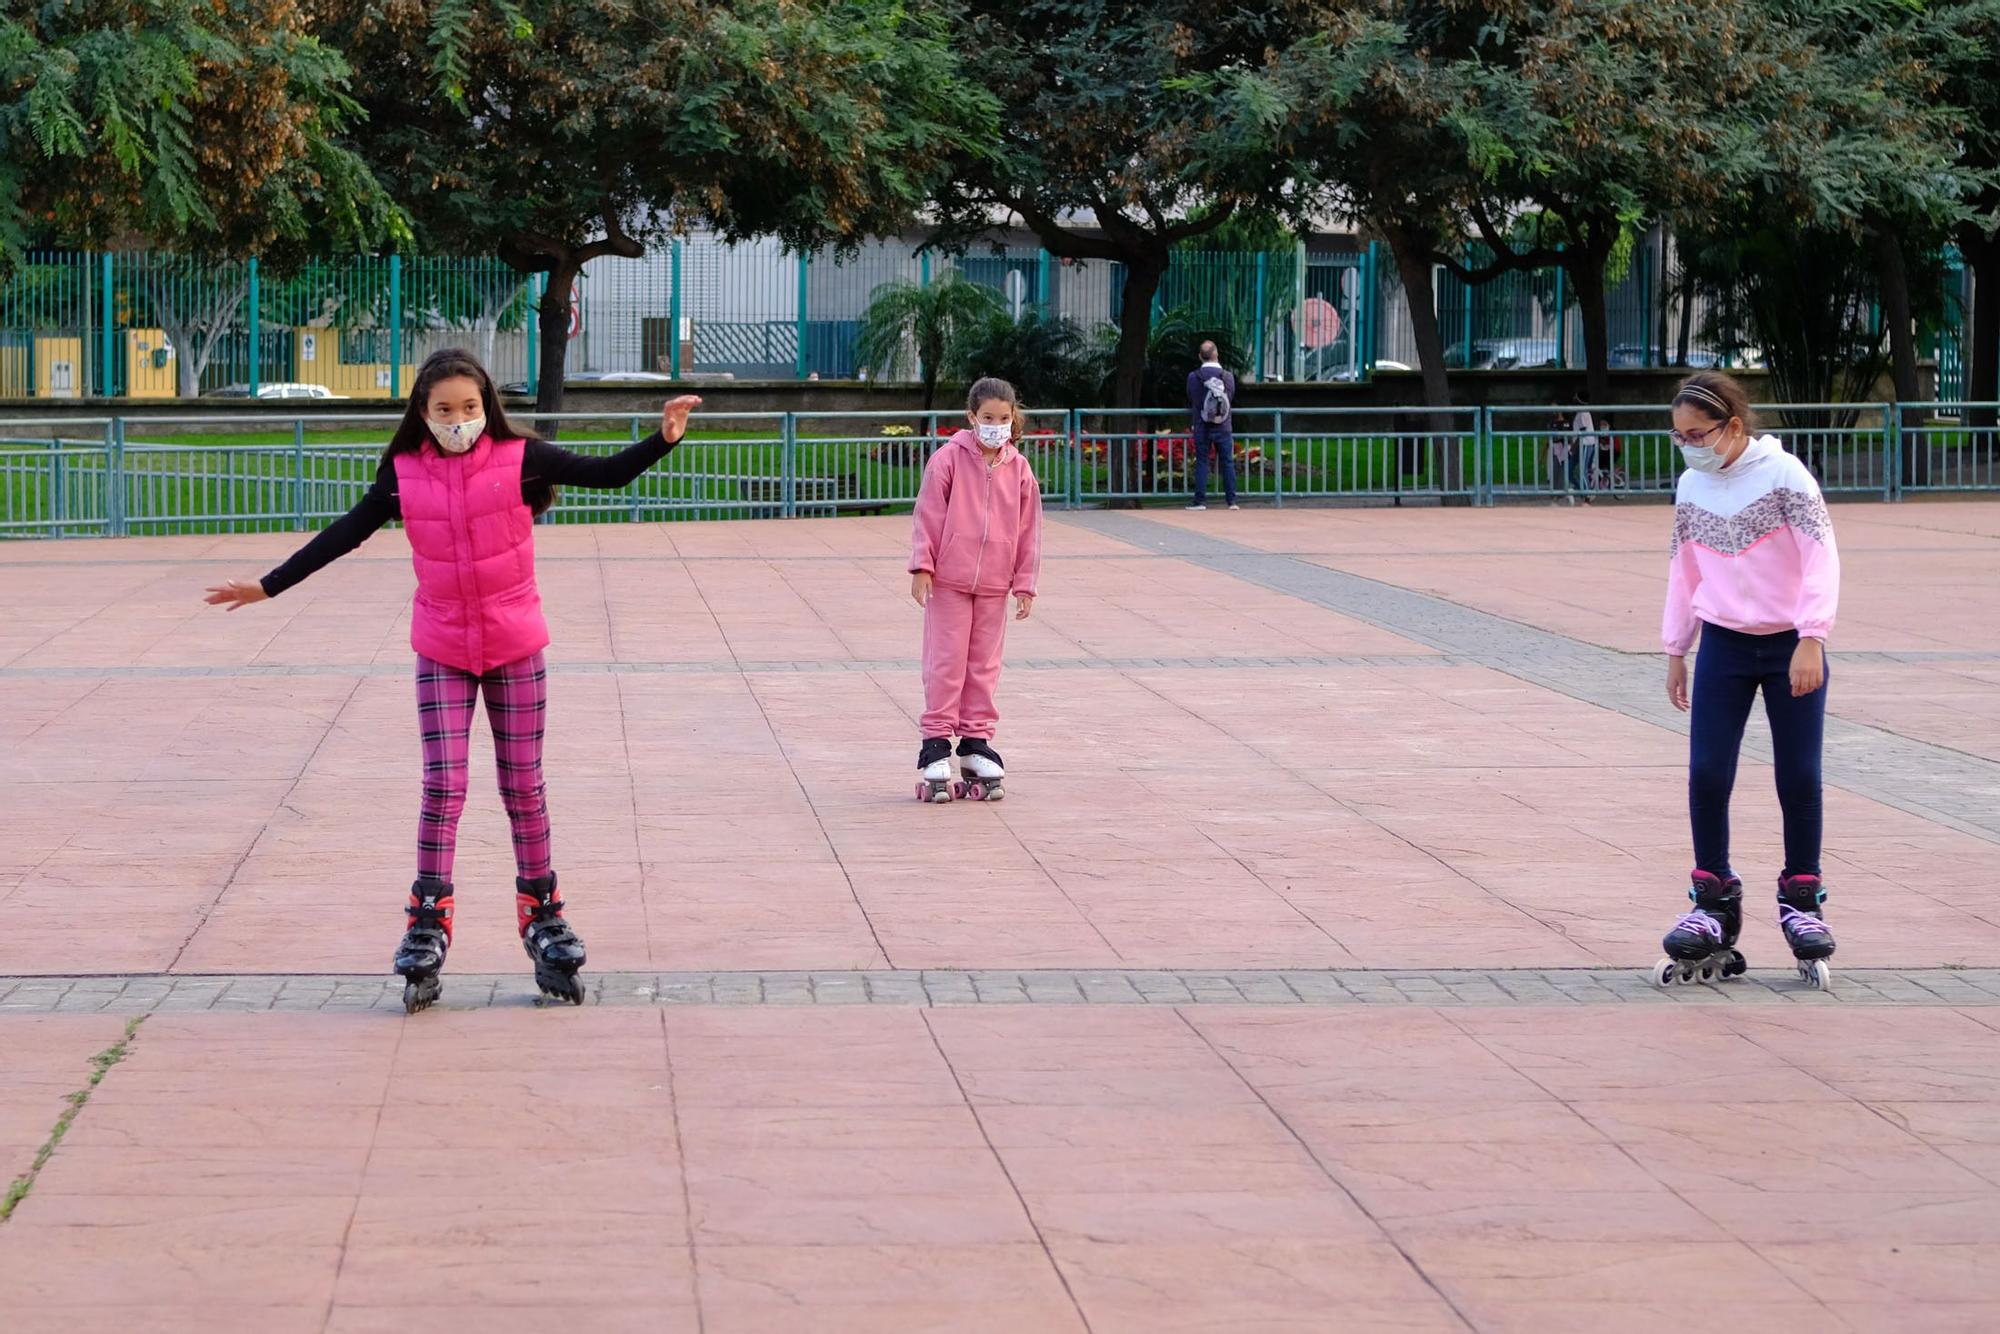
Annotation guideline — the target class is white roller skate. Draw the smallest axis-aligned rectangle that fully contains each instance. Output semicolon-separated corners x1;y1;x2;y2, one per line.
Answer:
954;738;1006;802
915;737;955;804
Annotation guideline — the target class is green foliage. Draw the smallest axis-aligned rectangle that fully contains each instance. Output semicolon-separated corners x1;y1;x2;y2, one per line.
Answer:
1118;305;1250;409
0;1;401;272
950;309;1106;409
856;271;1006;410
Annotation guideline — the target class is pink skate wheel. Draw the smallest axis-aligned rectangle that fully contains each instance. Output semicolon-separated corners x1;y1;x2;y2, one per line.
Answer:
915;781;927;802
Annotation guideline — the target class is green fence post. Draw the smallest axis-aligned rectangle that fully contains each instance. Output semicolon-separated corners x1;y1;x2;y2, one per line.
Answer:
920;250;931;288
1037;249;1051;314
1362;241;1380;379
50;436;66;538
247;258;261;396
1273;408;1285;509
1252;252;1268;383
668;241;683;378
1554;245;1567;370
1461;261;1474;371
795;253;811;380
1885;402;1901;502
389;254;403;398
1067;408;1082;510
100;253;115;398
526;273;542;398
292;418;307;530
781;413;797;517
1476;406;1492;507
1293;239;1307;381
1638;242;1652;366
107;417;126;536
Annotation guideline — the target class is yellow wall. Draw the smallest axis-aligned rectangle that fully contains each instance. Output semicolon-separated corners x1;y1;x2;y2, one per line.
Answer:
291;328;415;399
0;336;87;398
124;328;177;399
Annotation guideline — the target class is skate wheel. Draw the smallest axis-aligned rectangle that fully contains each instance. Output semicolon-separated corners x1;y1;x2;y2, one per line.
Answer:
402;976;441;1014
953;781;968;800
915;781;926;802
1697;962;1718;983
1648;957;1678;989
536;973;587;1006
1800;959;1833;991
984;784;1005;802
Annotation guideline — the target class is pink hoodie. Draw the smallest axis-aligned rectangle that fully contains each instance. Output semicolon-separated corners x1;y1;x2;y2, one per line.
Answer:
909;429;1043;597
1662;435;1840;655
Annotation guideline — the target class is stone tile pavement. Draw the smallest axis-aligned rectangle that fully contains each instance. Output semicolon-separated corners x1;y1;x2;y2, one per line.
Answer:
4;500;1999;1329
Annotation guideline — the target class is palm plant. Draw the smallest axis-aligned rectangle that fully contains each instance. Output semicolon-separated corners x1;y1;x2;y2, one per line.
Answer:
855;270;1005;411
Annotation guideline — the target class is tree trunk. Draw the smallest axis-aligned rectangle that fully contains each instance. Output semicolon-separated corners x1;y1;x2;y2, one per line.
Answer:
1654;230;1671;367
1965;232;2000;446
1570;231;1614;403
1379;221;1461;497
534;257;579;434
1875;229;1926;488
1108;251;1165;505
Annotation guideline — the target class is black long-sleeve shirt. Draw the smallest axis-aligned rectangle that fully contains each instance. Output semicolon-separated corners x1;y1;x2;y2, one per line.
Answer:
259;432;675;597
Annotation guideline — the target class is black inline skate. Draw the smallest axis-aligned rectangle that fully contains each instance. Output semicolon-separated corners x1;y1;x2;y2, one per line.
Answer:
915;736;955;804
1778;872;1836;990
516;873;587;1005
394;879;454;1013
1651;869;1747;986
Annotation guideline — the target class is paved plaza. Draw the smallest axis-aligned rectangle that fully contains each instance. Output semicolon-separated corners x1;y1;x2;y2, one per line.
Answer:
3;499;1999;1330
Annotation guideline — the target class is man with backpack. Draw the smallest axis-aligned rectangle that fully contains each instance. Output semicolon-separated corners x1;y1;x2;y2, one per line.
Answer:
1186;340;1239;511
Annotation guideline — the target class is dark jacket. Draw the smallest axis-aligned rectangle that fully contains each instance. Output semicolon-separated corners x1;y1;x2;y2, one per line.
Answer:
1187;365;1237;426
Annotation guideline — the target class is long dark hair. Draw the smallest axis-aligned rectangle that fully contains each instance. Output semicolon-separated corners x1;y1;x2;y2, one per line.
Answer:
385;349;556;515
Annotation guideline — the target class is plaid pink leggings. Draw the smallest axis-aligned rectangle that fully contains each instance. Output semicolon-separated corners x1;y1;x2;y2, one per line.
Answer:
415;651;553;882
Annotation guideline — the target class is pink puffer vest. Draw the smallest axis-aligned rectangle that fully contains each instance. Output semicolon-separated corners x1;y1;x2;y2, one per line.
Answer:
393;435;550;675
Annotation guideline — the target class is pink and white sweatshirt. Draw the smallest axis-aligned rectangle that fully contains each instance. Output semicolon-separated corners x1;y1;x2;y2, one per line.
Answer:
1662;435;1839;655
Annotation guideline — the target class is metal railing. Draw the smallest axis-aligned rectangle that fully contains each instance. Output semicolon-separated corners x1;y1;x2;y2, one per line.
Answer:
3;402;1995;537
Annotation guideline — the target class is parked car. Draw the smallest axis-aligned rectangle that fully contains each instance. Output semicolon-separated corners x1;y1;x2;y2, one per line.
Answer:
1330;360;1413;382
205;382;347;399
1445;339;1560;370
1610;344;1721;370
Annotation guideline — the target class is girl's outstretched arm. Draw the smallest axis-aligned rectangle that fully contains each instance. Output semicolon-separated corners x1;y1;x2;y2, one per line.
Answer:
207;458;398;608
523;396;702;489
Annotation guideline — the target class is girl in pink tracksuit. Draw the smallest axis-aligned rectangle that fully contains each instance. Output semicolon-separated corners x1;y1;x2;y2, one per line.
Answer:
203;349;700;1010
1653;371;1842;990
909;377;1044;802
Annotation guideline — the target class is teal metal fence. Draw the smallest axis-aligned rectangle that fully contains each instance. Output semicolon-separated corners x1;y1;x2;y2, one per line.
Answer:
8;402;1987;537
25;237;1943;400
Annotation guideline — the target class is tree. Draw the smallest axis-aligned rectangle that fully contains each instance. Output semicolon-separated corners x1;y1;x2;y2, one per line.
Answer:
1929;1;2000;428
0;0;399;273
855;272;1005;412
318;0;998;421
928;0;1308;410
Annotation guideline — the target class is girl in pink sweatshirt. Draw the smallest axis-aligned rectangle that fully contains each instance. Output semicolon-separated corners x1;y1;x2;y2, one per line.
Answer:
909;377;1044;802
203;349;699;1010
1654;371;1841;989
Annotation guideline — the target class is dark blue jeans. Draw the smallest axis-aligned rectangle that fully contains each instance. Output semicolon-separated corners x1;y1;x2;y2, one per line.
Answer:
1192;421;1237;505
1689;622;1828;880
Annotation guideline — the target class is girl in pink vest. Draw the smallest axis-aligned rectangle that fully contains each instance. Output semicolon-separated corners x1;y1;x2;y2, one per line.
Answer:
909;377;1044;802
204;349;699;1011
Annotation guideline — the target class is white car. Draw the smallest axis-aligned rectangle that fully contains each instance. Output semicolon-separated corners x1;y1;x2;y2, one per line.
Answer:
207;383;348;400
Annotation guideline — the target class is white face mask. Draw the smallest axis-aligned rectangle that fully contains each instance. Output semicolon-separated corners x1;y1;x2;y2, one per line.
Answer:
428;415;485;455
1679;443;1728;474
975;422;1011;448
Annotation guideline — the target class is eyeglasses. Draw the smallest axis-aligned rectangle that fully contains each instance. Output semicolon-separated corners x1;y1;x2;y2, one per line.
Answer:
1669;423;1726;448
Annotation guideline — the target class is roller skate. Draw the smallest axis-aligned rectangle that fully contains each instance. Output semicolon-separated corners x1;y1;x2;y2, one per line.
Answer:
517;873;587;1006
954;738;1005;802
915;736;955;804
1778;872;1836;990
393;879;454;1014
1650;869;1747;987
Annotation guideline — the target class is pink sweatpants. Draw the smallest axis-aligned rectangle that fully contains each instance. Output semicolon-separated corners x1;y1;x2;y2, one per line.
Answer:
921;587;1010;740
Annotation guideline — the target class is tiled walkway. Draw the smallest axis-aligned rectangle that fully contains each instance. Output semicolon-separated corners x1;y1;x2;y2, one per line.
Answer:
4;500;1999;1330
